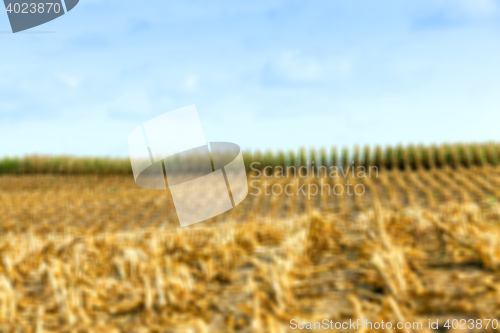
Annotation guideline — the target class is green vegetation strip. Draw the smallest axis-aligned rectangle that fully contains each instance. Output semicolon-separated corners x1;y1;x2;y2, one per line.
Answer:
1;142;498;174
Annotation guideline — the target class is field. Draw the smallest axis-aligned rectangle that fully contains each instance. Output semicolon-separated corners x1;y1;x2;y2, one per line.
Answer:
1;143;500;332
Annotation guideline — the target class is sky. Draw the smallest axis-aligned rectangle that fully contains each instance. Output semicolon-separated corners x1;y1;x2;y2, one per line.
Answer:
1;0;500;157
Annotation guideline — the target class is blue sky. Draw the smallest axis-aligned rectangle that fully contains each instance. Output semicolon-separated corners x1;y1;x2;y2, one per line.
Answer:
1;0;500;157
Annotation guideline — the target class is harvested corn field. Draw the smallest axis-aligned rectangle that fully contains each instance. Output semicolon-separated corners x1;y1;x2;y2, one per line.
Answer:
1;144;500;332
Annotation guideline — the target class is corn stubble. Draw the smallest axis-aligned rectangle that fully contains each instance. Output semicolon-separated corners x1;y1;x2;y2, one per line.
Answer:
1;143;500;332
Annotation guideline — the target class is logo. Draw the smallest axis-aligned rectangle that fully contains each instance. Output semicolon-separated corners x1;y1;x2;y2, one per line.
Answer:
128;105;249;227
4;0;78;33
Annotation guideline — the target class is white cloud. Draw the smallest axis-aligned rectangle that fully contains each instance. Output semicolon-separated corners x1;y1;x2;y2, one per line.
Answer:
409;0;498;27
56;72;80;88
454;0;497;18
105;89;154;116
263;52;352;85
338;60;352;75
182;74;199;92
269;51;323;83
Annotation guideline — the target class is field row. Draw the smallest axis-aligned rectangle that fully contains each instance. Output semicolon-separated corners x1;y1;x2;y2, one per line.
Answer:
1;142;500;175
1;167;500;330
2;165;499;232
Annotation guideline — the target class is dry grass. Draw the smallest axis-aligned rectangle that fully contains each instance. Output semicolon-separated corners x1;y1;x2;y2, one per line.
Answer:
1;156;500;331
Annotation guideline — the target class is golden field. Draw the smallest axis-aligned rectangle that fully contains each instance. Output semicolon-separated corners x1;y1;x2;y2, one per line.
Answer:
1;144;500;332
